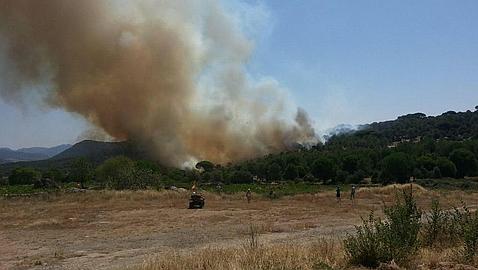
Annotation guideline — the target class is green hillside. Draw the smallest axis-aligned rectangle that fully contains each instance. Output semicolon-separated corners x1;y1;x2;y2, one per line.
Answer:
2;108;478;188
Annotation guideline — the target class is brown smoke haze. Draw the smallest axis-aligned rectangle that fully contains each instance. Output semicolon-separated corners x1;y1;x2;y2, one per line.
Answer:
0;0;317;166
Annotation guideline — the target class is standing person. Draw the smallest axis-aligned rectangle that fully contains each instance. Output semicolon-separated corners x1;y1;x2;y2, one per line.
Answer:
336;185;341;203
350;185;356;203
246;188;252;203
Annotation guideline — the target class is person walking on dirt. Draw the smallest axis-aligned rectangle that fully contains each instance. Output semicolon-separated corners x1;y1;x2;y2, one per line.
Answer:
246;188;252;203
191;182;197;194
350;185;356;203
336;185;341;203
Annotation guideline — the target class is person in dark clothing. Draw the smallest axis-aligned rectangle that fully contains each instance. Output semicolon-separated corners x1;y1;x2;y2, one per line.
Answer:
350;185;356;203
336;185;341;202
246;188;252;203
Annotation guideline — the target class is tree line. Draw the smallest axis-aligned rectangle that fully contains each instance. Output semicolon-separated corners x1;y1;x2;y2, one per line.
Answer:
4;108;478;188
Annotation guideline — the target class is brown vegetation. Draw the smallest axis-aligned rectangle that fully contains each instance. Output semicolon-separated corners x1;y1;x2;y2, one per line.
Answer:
1;185;478;269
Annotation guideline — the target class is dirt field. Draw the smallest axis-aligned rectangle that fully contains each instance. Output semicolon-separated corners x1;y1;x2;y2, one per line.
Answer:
1;185;477;270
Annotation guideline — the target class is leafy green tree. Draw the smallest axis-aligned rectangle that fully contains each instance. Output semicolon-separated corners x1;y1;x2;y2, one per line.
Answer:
296;165;308;178
266;163;282;181
229;170;253;184
96;156;135;183
416;155;436;171
449;149;478;178
96;156;162;189
311;156;336;181
195;160;215;172
347;169;366;184
135;160;162;173
342;155;359;174
283;165;299;180
129;167;162;190
70;158;93;188
335;169;348;183
210;170;224;183
381;152;411;184
436;157;457;178
43;168;65;182
422;137;436;153
8;167;41;185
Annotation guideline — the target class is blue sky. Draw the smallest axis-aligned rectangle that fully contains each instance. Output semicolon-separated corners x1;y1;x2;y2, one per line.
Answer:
250;0;478;130
1;0;478;148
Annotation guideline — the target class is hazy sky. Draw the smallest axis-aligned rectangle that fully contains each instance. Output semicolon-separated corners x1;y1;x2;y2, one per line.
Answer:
1;0;478;148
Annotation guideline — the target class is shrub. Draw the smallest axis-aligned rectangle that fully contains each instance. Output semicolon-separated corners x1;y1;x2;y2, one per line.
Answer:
436;157;457;178
451;203;478;262
69;158;93;187
380;152;412;184
311;157;336;181
228;170;253;184
344;213;385;267
379;191;421;262
449;148;478;178
344;191;421;267
421;200;478;262
421;199;455;247
8;167;41;185
43;168;66;183
462;213;478;262
96;156;162;190
96;156;135;183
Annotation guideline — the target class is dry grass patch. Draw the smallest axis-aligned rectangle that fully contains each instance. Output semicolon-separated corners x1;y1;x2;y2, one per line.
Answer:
136;240;344;270
358;183;429;196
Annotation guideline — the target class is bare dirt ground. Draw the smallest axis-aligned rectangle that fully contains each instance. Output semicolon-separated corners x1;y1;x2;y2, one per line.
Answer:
1;186;477;270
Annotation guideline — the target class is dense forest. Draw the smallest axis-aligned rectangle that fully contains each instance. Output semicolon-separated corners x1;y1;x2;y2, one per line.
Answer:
3;108;478;189
204;108;478;184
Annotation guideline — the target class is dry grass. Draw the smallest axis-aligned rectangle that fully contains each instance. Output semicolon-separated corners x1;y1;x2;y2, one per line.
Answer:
414;246;478;270
3;186;478;269
358;183;429;196
136;239;344;270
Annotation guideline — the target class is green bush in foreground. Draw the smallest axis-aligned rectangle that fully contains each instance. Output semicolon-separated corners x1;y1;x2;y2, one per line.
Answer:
343;213;386;267
421;199;478;262
344;192;421;267
421;199;455;247
452;203;478;262
346;193;478;267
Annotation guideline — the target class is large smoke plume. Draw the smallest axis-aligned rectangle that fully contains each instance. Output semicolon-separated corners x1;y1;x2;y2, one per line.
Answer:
0;0;316;166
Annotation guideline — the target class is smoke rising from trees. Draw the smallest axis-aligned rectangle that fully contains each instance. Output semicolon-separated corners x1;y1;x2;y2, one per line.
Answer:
0;0;316;166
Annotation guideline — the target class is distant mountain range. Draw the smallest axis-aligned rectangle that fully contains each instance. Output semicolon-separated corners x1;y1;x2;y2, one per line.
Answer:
0;140;147;175
0;144;71;164
18;144;72;158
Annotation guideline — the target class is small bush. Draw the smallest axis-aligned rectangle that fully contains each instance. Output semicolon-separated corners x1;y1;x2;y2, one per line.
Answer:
420;200;478;262
244;225;260;250
344;191;421;267
344;212;385;267
462;216;478;262
421;199;454;247
379;191;421;262
450;203;478;262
